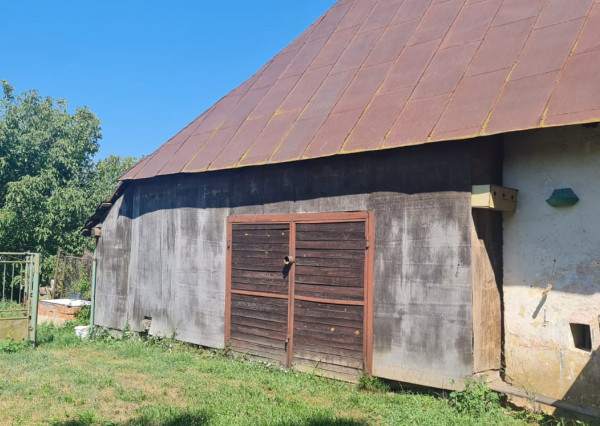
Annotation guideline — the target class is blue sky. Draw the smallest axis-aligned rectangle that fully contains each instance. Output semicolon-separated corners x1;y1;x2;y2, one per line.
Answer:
1;1;337;159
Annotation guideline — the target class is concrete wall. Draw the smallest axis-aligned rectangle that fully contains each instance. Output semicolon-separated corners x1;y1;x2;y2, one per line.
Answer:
503;125;600;409
95;140;479;389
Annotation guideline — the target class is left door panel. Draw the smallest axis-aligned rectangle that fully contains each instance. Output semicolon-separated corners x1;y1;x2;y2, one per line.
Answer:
228;223;290;365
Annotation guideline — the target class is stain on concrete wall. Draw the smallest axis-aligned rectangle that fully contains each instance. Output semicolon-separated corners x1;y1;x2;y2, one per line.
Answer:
503;125;600;409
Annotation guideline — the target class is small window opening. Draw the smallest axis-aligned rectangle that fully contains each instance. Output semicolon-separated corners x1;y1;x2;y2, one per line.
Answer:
570;323;592;351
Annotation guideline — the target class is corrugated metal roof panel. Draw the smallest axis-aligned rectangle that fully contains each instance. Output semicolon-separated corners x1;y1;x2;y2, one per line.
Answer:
124;0;600;181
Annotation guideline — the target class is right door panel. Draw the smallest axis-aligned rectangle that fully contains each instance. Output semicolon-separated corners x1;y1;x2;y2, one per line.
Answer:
292;221;367;381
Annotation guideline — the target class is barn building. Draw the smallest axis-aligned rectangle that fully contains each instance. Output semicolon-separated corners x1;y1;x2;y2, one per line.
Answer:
84;0;600;414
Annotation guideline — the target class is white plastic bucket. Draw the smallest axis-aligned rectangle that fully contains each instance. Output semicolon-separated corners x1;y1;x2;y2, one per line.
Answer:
75;325;90;339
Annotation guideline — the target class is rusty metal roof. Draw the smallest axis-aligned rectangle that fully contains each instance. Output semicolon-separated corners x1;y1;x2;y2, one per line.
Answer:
121;0;600;181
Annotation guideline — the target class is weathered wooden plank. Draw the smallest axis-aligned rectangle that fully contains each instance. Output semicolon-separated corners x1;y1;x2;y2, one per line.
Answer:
232;295;288;314
231;265;286;274
295;256;364;269
296;249;364;260
294;311;362;329
231;270;286;282
295;303;363;322
232;223;290;231
295;314;363;330
296;222;364;233
231;299;287;321
231;323;287;341
230;274;287;286
293;328;363;346
295;319;362;337
233;256;286;267
231;269;287;281
295;240;365;250
295;274;362;287
231;277;288;293
294;284;363;300
294;363;360;382
233;227;288;235
230;338;286;356
232;234;289;244
232;282;288;295
293;339;364;359
293;339;363;358
293;357;362;377
231;307;287;324
293;349;363;369
231;314;288;332
231;263;286;273
294;265;363;278
232;249;289;259
295;299;364;312
230;341;287;365
232;243;289;252
229;331;286;349
231;341;286;360
296;231;365;241
296;275;364;291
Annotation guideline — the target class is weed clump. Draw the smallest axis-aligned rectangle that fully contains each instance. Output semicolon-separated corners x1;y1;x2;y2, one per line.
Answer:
0;338;30;353
449;379;502;415
357;371;390;393
448;379;553;424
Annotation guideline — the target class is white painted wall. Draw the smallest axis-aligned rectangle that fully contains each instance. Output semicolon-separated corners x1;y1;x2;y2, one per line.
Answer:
503;125;600;409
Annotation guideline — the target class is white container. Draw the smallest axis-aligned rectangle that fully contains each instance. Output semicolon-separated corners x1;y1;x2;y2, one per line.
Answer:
75;325;90;339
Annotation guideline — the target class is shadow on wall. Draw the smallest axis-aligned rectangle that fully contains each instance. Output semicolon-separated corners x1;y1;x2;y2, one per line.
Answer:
117;140;475;219
562;340;600;414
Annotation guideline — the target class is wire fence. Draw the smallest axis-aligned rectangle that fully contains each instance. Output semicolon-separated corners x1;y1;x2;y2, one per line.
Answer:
53;249;93;300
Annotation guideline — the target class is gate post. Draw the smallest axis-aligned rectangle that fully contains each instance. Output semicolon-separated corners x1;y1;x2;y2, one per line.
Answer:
29;253;40;344
90;249;97;329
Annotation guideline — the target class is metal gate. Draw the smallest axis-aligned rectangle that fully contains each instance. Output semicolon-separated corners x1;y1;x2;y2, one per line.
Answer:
225;212;374;381
0;253;40;343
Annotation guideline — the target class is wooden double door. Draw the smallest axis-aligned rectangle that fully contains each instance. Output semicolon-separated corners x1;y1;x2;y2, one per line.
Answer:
225;212;373;380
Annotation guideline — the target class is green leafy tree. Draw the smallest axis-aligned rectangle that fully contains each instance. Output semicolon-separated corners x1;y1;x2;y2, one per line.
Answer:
88;154;137;206
0;81;135;262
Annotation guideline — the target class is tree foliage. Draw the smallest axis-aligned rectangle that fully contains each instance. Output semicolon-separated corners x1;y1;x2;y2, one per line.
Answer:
0;81;136;259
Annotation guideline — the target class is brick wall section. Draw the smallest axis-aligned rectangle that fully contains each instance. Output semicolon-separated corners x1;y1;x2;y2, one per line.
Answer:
38;301;82;324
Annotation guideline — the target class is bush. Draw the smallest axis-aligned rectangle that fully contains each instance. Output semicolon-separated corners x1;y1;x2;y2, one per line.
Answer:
75;305;90;322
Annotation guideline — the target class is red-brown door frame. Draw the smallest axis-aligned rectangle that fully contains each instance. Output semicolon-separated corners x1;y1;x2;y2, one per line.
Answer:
225;211;375;373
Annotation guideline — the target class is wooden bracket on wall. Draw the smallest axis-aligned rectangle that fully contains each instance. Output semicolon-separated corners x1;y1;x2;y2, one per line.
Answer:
472;184;518;212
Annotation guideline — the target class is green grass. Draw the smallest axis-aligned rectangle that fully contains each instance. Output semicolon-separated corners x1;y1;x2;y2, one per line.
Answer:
0;323;578;425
